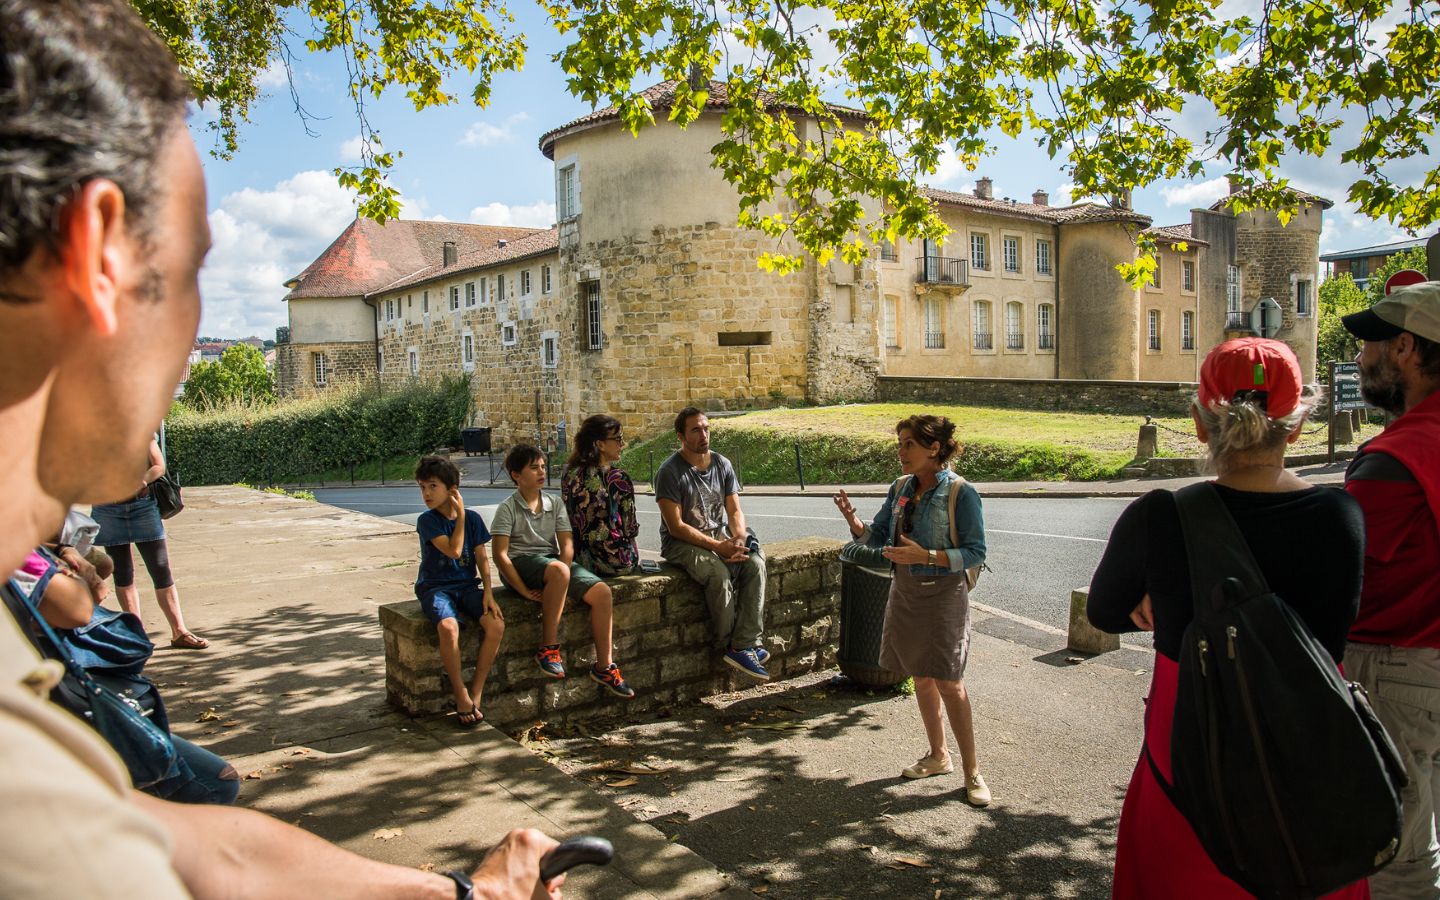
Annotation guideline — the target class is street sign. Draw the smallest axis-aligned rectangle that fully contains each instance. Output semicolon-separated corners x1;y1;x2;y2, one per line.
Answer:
1331;361;1367;411
1385;269;1427;295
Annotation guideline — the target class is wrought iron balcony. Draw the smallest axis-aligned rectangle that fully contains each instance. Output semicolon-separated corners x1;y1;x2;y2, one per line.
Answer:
973;331;993;351
917;255;969;286
1225;311;1251;331
1038;333;1055;350
1006;332;1024;350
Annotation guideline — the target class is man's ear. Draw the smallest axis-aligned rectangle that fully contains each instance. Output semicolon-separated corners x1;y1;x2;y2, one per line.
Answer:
58;178;129;336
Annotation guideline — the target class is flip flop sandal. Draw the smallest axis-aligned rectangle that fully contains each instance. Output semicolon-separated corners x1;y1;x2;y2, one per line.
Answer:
170;632;209;650
454;703;483;729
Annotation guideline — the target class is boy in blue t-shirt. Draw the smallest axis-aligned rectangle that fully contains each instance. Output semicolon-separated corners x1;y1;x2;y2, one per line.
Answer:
413;456;504;727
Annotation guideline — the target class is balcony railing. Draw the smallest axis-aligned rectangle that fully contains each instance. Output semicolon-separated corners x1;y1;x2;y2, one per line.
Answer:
1225;310;1251;331
1006;332;1024;350
973;331;993;350
1038;333;1055;350
924;331;945;349
917;255;969;286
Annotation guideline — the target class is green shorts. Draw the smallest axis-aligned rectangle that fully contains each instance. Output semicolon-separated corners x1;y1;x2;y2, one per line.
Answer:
510;554;603;601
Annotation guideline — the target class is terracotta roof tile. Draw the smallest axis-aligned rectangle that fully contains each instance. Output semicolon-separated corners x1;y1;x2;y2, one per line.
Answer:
1142;223;1209;248
1209;185;1334;212
920;186;1152;227
284;218;544;300
539;79;870;158
370;227;560;296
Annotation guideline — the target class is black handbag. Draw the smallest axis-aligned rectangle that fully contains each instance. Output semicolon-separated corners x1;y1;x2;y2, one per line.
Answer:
150;471;183;519
3;567;179;789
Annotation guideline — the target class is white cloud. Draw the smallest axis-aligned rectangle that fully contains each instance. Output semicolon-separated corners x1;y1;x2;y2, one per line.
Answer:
256;59;290;90
1160;176;1230;209
458;112;531;148
339;136;365;162
199;170;357;337
467;200;556;228
931;147;971;188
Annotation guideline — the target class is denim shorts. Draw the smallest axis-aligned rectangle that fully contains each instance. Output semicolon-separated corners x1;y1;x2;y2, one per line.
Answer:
510;554;603;601
419;584;490;625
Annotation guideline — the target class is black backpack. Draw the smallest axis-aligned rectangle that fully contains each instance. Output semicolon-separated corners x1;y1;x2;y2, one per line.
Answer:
1146;482;1408;900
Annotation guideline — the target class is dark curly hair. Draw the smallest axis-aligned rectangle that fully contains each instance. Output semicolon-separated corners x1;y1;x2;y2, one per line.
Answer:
504;443;545;475
896;414;960;466
414;455;460;489
567;414;622;469
0;0;191;285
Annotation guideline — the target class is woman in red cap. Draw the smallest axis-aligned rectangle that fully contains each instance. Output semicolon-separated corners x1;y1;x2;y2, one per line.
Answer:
1087;338;1369;899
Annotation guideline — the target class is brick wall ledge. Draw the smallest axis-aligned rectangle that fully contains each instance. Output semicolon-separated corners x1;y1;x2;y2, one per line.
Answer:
381;537;845;730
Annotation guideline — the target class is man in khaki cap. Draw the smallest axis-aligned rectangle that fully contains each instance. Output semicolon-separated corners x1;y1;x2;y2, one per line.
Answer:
1341;281;1440;898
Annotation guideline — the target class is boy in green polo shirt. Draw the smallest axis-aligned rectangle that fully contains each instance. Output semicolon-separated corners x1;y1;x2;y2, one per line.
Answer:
490;444;634;699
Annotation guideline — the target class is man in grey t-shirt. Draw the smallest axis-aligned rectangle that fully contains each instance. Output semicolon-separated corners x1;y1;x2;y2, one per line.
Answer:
655;408;769;680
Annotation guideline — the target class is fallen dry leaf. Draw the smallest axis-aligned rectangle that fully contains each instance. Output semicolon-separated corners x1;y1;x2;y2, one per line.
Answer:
893;856;931;868
606;777;639;788
221;720;241;728
372;828;403;841
196;709;223;722
290;748;312;756
244;770;264;780
751;887;768;895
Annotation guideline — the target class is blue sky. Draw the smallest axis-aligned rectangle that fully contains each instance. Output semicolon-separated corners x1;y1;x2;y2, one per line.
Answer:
189;4;1435;339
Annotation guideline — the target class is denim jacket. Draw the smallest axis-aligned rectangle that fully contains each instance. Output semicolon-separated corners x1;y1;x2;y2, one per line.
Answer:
858;469;986;576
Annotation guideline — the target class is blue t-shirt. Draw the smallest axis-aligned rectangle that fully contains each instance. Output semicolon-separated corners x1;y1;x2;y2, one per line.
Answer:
415;508;491;598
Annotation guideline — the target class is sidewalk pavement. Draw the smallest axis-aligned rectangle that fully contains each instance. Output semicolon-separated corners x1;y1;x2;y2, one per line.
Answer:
145;484;1198;896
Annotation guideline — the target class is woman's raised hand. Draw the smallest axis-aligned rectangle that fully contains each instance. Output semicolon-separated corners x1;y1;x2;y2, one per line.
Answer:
832;490;863;538
882;534;931;566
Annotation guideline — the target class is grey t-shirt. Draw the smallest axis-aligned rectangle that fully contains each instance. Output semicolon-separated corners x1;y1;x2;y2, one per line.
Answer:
654;451;740;556
490;491;571;557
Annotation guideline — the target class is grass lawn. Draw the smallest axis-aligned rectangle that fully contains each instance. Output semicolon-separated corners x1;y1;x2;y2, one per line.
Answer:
619;403;1378;484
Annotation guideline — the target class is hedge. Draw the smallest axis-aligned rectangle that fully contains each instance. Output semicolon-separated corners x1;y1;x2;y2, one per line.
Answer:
165;376;472;485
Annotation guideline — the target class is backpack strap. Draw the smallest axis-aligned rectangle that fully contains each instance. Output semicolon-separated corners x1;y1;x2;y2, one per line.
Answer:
1173;482;1271;618
947;474;962;549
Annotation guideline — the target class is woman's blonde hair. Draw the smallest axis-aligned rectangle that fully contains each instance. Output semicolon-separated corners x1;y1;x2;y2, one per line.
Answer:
1192;386;1316;471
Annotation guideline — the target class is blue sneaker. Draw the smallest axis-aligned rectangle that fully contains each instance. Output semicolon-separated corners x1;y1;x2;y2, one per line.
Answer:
754;647;771;665
723;647;770;682
535;645;566;679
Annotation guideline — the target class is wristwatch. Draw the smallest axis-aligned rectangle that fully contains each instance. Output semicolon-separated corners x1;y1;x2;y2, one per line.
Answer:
442;870;473;900
927;549;936;566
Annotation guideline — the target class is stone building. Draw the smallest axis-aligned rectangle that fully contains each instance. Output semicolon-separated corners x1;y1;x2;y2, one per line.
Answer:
276;80;1329;445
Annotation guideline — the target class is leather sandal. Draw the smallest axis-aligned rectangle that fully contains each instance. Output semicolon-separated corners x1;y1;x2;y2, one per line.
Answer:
169;632;209;650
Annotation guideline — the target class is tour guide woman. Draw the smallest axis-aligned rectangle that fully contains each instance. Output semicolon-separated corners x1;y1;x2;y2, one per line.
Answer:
1087;338;1367;898
833;414;991;805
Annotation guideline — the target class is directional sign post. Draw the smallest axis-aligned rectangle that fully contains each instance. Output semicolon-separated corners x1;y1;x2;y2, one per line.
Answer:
1329;361;1367;463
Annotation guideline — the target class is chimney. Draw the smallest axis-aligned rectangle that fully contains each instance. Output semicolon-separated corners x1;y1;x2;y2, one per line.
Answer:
1032;189;1049;207
974;177;993;201
442;241;457;266
688;62;706;91
497;239;508;249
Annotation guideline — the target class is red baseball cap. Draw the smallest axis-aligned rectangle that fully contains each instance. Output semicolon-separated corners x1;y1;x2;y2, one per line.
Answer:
1198;337;1303;417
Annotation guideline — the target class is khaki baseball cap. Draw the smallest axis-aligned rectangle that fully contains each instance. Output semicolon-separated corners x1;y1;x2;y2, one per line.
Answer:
1342;281;1440;343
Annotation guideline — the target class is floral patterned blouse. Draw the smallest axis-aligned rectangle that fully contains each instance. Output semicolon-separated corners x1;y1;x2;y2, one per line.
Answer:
560;464;640;575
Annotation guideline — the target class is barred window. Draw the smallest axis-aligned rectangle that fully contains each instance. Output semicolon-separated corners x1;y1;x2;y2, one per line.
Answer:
1036;239;1052;275
923;298;944;349
970;233;988;271
1037;303;1055;350
972;300;993;350
582;281;603;350
1005;301;1024;350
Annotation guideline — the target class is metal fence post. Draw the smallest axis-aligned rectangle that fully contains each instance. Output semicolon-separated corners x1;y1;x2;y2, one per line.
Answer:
794;441;806;491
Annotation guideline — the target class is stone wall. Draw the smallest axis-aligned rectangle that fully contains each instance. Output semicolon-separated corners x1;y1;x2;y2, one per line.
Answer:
380;538;843;730
275;340;377;398
877;374;1198;415
1233;203;1323;379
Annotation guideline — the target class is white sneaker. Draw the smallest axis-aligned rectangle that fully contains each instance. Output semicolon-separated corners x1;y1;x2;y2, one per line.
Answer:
901;754;954;779
965;772;992;806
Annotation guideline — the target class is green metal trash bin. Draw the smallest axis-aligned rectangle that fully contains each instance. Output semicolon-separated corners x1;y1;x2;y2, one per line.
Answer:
836;542;904;688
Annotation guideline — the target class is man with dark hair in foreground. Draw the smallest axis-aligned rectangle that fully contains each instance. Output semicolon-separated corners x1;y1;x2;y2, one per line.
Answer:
0;1;558;896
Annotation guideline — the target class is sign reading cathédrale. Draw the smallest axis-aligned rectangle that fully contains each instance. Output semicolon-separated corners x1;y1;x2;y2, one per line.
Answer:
1331;361;1367;411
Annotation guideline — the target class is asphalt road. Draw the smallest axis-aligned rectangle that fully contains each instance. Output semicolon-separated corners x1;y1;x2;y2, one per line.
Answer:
312;486;1141;646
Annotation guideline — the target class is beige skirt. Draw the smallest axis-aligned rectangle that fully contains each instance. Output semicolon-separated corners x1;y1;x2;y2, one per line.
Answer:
878;566;972;681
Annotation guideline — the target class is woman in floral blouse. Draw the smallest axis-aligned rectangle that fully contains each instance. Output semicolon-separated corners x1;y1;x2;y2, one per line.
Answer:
561;414;640;576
